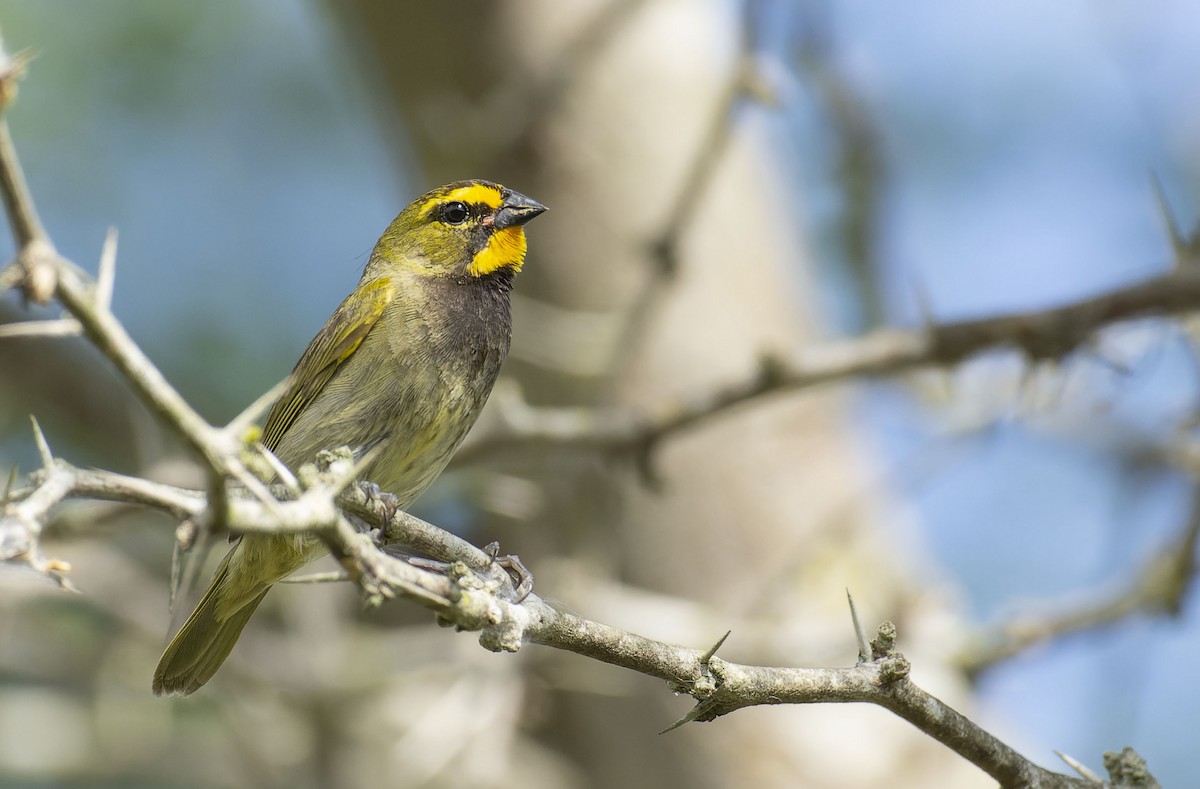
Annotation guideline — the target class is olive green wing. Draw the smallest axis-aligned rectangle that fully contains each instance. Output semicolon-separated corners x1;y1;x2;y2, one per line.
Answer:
261;277;397;452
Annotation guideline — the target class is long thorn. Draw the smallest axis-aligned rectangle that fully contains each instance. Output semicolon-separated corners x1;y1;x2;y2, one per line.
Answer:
659;700;712;735
2;465;16;505
227;373;293;438
279;571;351;584
1054;750;1103;784
169;536;182;609
29;414;52;470
847;588;871;664
700;630;731;664
231;464;282;512
95;228;118;310
1151;172;1186;266
257;444;299;494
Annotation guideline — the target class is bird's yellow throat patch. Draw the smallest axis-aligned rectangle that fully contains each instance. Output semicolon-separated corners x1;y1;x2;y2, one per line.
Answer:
414;182;527;277
468;226;527;277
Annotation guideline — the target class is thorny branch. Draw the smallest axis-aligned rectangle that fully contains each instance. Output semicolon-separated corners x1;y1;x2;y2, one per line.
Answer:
2;457;1150;788
0;35;1168;789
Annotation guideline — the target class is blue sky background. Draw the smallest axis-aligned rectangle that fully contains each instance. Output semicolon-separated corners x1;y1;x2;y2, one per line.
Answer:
1;0;1197;783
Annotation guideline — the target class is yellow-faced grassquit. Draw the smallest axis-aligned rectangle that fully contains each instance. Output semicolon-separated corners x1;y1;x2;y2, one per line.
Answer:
153;179;546;695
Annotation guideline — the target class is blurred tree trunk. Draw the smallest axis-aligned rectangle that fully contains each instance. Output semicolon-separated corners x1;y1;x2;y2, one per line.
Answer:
330;2;980;786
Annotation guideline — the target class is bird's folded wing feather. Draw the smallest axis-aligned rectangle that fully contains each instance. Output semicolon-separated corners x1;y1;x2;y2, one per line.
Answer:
260;277;397;452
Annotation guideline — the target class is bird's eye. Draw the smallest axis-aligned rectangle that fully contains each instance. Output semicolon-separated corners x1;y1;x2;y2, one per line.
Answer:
442;201;469;225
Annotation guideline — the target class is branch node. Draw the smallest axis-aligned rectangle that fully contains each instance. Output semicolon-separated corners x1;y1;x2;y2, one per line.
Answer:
16;237;57;304
871;621;909;683
738;59;779;107
478;607;524;653
878;653;911;684
174;519;199;552
870;619;898;659
627;432;665;491
647;233;680;278
1103;746;1159;788
753;351;788;393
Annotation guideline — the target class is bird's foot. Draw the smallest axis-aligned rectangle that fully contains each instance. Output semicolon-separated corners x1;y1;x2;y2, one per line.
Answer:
483;541;534;602
401;540;533;602
359;481;401;523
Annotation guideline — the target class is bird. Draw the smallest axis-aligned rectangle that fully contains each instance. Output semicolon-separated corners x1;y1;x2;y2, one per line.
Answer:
153;179;546;696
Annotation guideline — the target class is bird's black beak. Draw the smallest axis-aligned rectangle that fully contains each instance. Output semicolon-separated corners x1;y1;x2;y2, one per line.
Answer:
494;190;547;230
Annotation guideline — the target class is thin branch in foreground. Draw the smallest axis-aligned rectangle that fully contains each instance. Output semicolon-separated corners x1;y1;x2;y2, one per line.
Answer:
0;122;54;304
0;317;81;338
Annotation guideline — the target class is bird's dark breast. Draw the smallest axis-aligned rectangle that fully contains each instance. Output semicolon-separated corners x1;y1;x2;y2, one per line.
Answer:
414;269;514;437
349;269;514;500
425;268;514;373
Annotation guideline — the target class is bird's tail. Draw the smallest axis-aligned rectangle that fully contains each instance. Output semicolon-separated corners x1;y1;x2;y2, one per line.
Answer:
152;548;270;697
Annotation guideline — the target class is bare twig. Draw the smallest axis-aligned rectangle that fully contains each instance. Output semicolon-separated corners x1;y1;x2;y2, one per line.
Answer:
0;317;81;338
459;266;1200;467
0;51;56;306
958;486;1200;678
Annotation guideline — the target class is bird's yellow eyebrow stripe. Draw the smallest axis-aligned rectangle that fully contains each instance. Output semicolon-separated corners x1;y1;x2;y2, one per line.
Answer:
418;184;503;216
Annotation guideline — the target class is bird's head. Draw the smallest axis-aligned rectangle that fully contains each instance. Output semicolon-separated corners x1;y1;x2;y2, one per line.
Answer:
368;179;547;280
